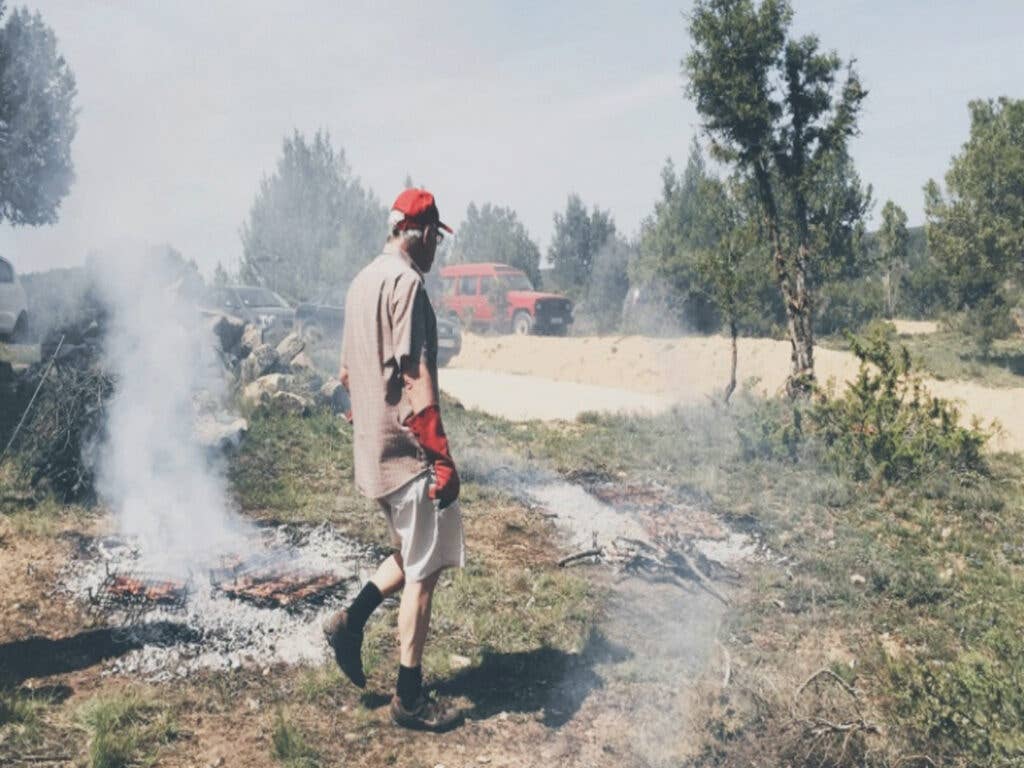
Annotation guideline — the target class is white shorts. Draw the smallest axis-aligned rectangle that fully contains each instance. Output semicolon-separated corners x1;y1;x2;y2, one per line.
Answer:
378;472;466;583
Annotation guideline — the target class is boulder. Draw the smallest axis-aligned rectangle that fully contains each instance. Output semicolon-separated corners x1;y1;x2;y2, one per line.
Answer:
239;324;264;358
241;344;279;384
195;415;249;450
275;332;305;364
211;314;245;354
242;373;295;406
317;378;350;414
289;351;315;372
266;391;312;417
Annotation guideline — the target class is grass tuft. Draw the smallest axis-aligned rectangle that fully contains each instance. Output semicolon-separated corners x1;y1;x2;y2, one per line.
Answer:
271;709;319;767
78;691;176;768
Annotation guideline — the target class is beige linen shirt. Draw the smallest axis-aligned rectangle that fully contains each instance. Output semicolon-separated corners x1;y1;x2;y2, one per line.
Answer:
340;242;439;499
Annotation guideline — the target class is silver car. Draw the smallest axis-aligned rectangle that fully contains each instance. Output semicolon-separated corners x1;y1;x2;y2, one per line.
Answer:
0;256;28;341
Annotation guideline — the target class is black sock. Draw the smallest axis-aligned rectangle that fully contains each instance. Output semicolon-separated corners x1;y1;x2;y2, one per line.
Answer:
396;664;423;709
345;581;382;632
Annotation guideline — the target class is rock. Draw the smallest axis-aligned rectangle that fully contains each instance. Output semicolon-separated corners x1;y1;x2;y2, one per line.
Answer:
450;654;472;670
276;332;305;363
195;415;248;450
849;573;866;586
289;350;316;372
241;344;279;384
267;391;312;416
317;379;350;413
242;373;295;406
239;324;263;357
210;314;245;354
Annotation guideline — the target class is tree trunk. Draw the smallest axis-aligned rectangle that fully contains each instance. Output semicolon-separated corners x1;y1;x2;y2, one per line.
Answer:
754;165;815;397
724;318;738;405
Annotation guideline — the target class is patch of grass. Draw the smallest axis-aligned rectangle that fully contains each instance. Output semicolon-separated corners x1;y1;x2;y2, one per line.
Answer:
0;686;54;747
228;408;385;543
78;691;178;768
0;463;94;537
271;709;319;767
429;560;598;665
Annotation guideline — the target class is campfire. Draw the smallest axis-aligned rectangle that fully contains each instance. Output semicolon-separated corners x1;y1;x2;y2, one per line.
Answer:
63;524;381;680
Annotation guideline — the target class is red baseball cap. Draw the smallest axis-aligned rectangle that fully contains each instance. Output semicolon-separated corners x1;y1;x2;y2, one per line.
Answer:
390;188;454;234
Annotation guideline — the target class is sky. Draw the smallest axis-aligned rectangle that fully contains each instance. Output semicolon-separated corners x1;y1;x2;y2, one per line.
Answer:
2;1;1023;277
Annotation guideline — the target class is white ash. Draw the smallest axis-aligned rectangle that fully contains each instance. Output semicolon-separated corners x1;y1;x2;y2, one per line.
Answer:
61;524;384;681
525;480;758;566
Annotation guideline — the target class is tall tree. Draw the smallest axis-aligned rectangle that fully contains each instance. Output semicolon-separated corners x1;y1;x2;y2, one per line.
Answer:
239;130;385;301
633;145;728;333
878;200;909;317
587;234;634;333
693;176;762;403
925;98;1024;352
685;0;868;394
447;202;542;287
548;194;615;297
0;4;78;226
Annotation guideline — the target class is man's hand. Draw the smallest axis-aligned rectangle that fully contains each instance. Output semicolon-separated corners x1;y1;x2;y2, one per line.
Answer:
404;404;460;508
339;366;353;423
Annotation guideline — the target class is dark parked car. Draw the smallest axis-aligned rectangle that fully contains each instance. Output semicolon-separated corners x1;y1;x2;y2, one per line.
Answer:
298;286;461;366
295;285;346;335
207;286;295;330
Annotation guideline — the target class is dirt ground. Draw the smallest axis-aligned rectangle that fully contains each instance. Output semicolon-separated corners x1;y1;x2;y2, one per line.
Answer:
445;331;1024;451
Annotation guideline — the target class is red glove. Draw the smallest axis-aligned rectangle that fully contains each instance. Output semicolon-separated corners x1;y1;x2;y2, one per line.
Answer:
404;404;460;508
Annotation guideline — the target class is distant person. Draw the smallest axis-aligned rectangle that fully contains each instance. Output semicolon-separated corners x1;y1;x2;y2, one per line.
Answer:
323;188;465;732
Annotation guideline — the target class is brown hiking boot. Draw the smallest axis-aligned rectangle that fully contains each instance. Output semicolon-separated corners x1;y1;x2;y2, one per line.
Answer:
322;610;366;688
390;693;463;732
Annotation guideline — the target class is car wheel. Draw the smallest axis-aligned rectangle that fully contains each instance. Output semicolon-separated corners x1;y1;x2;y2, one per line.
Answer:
512;311;533;336
11;312;28;343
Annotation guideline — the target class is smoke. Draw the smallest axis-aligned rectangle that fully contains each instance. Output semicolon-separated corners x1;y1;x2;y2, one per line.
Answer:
92;245;251;577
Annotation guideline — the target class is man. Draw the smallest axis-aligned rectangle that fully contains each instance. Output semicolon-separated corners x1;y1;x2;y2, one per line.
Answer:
324;188;465;732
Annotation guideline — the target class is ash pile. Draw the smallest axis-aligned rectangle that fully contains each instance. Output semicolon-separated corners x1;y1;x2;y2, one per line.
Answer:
63;524;384;680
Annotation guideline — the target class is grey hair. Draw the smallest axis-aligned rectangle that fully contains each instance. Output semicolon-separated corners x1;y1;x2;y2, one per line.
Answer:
387;209;423;241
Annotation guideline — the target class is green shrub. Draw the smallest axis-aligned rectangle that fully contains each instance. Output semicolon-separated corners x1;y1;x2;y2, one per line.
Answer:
734;391;805;463
811;326;988;483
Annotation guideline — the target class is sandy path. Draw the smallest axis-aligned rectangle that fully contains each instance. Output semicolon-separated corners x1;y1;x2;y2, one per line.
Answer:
439;368;676;421
445;333;1024;452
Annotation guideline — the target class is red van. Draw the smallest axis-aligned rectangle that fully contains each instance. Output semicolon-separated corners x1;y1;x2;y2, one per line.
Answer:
439;263;573;335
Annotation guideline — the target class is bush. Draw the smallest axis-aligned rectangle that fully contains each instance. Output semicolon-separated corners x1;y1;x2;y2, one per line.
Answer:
815;276;886;337
734;387;805;463
811;326;988;483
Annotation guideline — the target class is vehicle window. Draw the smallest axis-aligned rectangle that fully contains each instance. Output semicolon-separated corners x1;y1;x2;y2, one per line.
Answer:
459;276;478;296
217;290;237;309
442;278;456;296
0;259;12;284
480;276;495;295
235;287;287;308
497;271;533;291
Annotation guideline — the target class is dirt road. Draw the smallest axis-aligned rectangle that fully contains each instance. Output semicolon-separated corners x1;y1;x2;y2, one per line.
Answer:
443;332;1024;452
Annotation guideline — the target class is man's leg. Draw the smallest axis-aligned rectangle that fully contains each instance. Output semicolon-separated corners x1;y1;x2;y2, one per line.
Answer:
391;568;462;731
370;552;405;598
325;552;405;688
